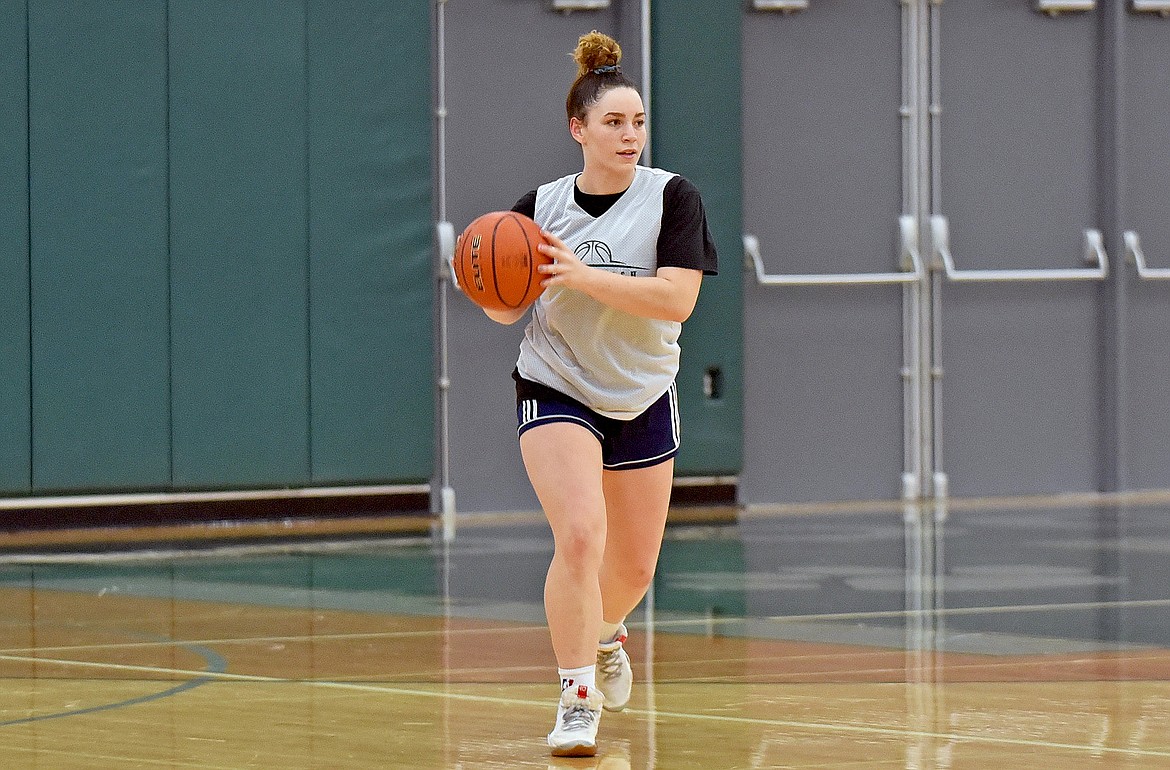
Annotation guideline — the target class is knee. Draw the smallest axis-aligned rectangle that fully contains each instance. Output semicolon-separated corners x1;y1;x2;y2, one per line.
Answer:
553;520;606;571
613;559;658;593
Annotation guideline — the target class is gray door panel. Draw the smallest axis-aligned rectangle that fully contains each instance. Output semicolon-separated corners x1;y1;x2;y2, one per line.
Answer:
741;3;908;504
1122;13;1170;490
935;3;1102;496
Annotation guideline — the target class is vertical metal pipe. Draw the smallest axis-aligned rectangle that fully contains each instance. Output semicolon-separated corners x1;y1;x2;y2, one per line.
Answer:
901;0;924;500
930;272;946;498
641;0;652;166
435;0;456;541
925;0;946;499
436;0;447;226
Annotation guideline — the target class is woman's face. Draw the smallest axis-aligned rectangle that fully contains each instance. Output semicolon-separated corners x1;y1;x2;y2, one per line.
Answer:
571;86;647;176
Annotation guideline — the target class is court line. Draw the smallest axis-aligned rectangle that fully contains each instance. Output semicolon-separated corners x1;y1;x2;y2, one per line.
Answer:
0;624;530;656
0;642;225;728
652;597;1170;627
656;651;1170;683
1;653;1168;759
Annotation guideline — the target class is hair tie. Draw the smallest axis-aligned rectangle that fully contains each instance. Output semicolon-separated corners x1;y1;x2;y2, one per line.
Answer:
592;64;620;75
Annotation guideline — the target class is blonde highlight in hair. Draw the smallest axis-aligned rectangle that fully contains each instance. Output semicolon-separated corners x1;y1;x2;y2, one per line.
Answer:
572;30;622;79
565;30;636;122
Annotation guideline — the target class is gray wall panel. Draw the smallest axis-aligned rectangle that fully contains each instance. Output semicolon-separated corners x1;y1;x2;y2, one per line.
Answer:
937;3;1101;497
741;2;906;504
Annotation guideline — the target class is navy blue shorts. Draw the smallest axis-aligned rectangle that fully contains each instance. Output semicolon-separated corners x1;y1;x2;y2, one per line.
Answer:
514;372;680;471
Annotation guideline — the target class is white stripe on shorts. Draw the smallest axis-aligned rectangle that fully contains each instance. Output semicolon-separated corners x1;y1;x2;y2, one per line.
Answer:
669;382;680;447
522;398;538;426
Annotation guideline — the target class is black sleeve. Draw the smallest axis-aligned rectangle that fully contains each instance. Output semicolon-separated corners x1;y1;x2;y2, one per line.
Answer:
512;190;537;219
657;176;718;276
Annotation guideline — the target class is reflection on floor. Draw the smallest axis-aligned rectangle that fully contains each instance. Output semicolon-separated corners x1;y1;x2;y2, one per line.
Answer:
1;495;1169;768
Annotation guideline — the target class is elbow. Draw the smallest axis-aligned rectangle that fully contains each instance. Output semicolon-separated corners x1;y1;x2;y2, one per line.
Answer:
667;298;698;324
656;272;702;322
483;306;527;325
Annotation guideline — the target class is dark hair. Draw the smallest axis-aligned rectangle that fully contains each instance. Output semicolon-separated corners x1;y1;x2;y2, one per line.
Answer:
566;30;638;122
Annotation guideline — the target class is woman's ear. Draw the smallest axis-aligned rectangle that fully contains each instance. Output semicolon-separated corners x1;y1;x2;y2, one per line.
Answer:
569;116;585;145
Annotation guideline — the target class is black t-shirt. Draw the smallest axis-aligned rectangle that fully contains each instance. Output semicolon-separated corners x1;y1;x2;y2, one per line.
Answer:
511;175;719;275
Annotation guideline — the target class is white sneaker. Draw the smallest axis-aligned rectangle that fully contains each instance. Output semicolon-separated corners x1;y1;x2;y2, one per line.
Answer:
547;684;604;757
596;625;632;711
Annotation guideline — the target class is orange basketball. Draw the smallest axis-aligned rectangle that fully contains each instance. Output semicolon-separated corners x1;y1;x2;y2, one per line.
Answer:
454;211;550;311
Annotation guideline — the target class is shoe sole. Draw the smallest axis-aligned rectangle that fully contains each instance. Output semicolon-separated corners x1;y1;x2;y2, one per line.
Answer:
550;743;597;758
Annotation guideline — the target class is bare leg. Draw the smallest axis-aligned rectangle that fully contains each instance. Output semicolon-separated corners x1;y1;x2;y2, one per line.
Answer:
598;459;674;624
520;422;607;669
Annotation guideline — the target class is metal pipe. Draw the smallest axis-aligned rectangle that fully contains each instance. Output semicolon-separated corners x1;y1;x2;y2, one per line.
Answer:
435;0;456;542
744;217;924;287
641;0;652;166
931;216;1108;282
901;0;924;501
926;0;946;499
931;269;946;500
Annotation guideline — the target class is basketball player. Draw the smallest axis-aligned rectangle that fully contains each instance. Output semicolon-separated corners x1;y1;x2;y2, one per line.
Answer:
481;30;718;757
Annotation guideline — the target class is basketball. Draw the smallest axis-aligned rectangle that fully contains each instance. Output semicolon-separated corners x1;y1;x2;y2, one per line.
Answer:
454;211;550;311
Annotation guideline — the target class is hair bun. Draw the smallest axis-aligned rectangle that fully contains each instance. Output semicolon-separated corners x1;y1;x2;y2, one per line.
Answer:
573;30;622;78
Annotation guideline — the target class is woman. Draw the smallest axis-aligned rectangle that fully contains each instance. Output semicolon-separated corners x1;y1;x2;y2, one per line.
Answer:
482;30;718;758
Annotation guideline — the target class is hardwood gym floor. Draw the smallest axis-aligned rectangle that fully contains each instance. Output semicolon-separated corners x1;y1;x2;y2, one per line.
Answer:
2;495;1169;768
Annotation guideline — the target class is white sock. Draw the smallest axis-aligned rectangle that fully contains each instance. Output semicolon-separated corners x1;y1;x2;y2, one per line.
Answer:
598;620;624;645
558;664;596;692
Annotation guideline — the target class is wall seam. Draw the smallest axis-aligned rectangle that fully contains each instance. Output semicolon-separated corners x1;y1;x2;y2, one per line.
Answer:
304;0;313;483
165;0;174;489
1098;0;1126;492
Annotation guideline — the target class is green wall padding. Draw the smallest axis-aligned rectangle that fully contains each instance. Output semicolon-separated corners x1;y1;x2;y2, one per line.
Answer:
307;1;432;484
6;3;433;497
0;0;30;495
169;0;312;488
652;1;744;476
28;1;171;492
